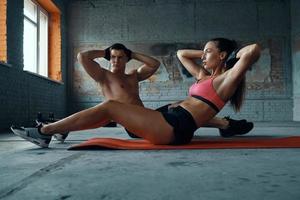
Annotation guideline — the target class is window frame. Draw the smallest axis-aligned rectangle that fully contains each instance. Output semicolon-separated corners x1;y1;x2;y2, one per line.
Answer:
0;0;7;63
23;0;49;77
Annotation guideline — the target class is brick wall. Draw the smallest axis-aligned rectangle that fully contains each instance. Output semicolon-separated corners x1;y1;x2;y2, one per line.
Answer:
67;0;294;122
6;0;23;68
0;0;68;131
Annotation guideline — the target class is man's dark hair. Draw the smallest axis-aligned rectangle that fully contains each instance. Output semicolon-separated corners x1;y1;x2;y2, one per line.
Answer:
105;43;132;61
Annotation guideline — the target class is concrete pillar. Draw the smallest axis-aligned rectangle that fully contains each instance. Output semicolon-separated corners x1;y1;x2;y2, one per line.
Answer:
291;0;300;121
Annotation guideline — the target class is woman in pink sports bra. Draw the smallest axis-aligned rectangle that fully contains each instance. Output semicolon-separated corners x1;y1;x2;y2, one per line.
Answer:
12;38;261;147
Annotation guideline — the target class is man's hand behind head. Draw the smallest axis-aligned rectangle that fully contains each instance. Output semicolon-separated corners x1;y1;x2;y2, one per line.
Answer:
104;43;132;61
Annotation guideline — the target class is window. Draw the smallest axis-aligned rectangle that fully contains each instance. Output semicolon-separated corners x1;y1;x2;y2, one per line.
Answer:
23;0;61;81
23;0;48;77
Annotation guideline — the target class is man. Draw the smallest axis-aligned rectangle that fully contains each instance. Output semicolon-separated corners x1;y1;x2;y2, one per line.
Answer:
44;43;253;142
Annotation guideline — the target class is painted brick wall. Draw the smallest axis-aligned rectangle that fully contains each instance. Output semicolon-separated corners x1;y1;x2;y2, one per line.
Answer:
0;0;68;131
67;0;295;122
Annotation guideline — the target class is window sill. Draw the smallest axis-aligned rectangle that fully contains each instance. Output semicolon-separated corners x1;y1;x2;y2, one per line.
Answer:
24;70;64;85
0;62;12;68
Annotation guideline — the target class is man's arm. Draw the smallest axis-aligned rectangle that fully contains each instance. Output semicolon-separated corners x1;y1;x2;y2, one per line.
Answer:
177;49;211;80
77;50;107;82
132;52;160;81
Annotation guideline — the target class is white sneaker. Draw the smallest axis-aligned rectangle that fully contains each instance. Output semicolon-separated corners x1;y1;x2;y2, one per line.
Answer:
35;119;69;143
53;133;69;143
10;126;52;148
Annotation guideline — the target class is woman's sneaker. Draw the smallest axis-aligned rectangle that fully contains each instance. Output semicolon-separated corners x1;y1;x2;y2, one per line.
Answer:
53;133;69;143
35;119;69;143
219;116;254;137
10;125;52;148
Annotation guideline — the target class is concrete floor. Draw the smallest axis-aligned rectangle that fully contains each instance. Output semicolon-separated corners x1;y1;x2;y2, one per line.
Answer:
1;123;300;200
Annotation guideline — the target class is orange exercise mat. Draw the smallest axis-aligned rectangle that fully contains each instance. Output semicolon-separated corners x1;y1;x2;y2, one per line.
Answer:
68;136;300;150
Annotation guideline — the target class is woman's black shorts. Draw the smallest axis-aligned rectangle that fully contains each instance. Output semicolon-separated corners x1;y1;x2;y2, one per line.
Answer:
160;106;197;145
126;105;198;145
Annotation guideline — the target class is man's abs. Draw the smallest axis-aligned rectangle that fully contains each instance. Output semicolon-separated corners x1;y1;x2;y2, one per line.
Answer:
104;91;144;106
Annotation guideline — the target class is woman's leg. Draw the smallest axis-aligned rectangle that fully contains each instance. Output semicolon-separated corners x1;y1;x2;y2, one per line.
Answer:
42;100;175;144
203;117;229;129
41;101;110;134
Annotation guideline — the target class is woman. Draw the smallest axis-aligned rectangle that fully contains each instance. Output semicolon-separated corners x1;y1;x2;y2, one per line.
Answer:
11;38;260;148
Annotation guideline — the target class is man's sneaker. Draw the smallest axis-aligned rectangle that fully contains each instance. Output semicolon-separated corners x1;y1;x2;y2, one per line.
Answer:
219;116;254;137
10;125;52;148
35;119;69;143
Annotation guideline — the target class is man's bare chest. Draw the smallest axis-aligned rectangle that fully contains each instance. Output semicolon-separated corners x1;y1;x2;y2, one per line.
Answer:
102;76;138;92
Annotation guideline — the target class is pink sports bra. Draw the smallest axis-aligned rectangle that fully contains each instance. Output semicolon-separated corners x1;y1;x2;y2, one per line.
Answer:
189;77;226;112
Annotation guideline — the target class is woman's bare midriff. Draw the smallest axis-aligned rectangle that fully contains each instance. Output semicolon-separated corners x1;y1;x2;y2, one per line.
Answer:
179;97;218;128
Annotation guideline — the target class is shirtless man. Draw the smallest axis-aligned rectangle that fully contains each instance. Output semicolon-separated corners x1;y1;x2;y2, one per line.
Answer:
49;43;253;142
